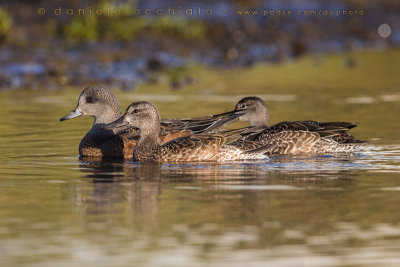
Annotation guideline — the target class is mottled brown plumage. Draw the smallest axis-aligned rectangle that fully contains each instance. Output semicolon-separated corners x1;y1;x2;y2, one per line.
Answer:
105;101;269;162
231;97;367;155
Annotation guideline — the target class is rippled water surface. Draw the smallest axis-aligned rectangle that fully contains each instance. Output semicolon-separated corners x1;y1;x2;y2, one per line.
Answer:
1;89;400;267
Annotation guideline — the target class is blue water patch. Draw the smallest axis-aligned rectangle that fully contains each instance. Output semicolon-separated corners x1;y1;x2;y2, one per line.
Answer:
2;63;45;75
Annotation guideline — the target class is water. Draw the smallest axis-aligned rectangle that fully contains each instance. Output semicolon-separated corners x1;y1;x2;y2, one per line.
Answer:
1;89;400;267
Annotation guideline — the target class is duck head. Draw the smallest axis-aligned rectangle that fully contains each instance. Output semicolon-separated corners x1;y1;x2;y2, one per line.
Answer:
60;86;122;124
105;101;161;136
234;96;270;127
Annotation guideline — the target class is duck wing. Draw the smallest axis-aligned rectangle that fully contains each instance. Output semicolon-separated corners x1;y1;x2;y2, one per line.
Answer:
160;110;243;134
242;121;365;154
118;127;140;140
160;134;225;162
255;121;365;143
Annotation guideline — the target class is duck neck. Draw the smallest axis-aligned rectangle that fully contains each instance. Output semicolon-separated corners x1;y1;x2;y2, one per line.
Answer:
81;107;122;148
249;115;269;127
248;106;270;127
89;106;122;135
94;106;122;125
134;128;161;160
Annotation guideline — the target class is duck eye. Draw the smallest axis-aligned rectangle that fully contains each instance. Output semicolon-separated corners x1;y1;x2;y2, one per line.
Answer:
240;103;247;109
132;109;139;114
86;96;94;103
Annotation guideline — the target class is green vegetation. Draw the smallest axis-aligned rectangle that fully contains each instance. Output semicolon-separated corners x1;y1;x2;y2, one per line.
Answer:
64;2;205;42
65;3;143;41
0;7;12;41
149;17;205;40
65;15;99;41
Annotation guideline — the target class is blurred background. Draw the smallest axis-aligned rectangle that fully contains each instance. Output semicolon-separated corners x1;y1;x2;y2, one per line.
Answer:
0;0;398;91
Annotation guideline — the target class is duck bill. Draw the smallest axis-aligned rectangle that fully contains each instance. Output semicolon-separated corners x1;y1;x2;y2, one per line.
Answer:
103;116;130;132
230;108;248;122
212;109;247;119
60;108;82;121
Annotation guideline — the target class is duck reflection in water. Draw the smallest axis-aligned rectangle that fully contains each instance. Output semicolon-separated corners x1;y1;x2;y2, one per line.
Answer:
78;158;162;215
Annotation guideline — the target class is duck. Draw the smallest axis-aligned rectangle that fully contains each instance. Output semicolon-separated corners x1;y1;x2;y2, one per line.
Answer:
60;86;242;158
104;101;269;162
230;96;367;154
